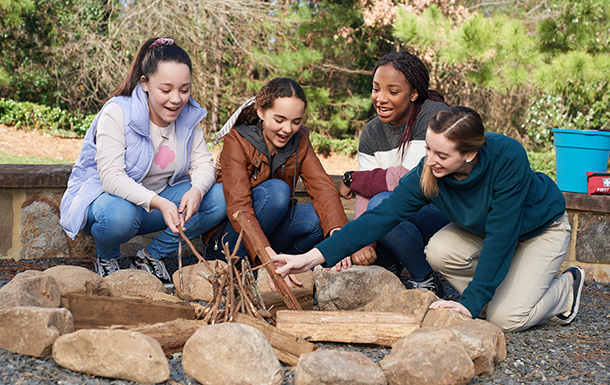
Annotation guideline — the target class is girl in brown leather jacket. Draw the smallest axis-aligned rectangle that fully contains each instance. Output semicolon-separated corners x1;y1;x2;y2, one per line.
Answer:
209;77;355;282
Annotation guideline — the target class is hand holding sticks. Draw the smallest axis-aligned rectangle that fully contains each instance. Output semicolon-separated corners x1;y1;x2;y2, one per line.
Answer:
233;211;302;311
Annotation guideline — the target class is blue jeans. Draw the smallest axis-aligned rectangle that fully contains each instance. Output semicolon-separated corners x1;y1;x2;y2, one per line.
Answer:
369;192;450;281
85;183;226;260
206;179;324;261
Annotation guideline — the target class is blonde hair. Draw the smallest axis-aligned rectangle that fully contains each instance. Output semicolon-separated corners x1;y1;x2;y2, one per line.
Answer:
420;107;486;197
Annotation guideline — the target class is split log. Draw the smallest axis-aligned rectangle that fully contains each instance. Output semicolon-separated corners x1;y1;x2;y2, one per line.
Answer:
233;211;302;311
276;310;420;347
114;319;208;355
62;293;200;330
260;287;314;317
232;313;317;366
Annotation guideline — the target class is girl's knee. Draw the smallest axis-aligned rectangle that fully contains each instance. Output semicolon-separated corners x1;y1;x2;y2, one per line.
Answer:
485;310;527;333
425;235;447;271
368;191;392;210
201;184;227;222
101;212;139;237
254;179;291;209
264;179;291;197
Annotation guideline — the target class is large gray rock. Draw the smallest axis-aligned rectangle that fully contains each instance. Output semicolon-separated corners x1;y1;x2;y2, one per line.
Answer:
314;265;407;311
0;289;41;310
257;268;314;294
294;349;387;385
0;270;61;308
104;269;166;297
0;306;73;357
314;265;436;322
379;328;474;385
44;265;110;298
421;308;472;328
173;260;228;302
53;329;169;384
389;289;437;324
447;319;507;375
182;323;283;385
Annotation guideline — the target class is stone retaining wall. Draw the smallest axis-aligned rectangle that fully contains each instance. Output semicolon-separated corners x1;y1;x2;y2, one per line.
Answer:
0;164;607;282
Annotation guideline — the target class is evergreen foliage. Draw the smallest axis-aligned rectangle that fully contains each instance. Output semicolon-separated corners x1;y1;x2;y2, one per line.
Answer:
392;0;609;149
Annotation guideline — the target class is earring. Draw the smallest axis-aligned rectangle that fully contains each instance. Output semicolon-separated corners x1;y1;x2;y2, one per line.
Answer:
466;159;472;163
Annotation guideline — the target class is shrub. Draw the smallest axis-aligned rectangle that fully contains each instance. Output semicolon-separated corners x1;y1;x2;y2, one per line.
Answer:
0;98;93;137
309;131;358;157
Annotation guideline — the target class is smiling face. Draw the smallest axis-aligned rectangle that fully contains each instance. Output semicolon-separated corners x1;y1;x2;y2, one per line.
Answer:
424;128;478;180
371;64;419;125
257;97;305;155
141;61;191;127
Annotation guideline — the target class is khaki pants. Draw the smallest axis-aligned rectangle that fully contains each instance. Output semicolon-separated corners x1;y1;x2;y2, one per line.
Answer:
426;213;572;332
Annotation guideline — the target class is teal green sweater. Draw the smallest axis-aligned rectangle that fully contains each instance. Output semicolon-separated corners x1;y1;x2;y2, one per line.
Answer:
317;133;565;318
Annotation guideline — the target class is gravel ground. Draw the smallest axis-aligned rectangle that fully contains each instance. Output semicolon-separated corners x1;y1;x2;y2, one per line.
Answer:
1;258;609;385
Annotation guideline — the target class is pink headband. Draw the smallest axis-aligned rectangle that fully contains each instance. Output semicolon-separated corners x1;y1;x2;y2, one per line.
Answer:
149;38;174;49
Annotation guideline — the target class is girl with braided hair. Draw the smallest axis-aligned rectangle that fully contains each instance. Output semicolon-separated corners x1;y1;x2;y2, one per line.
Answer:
60;37;226;282
339;51;450;296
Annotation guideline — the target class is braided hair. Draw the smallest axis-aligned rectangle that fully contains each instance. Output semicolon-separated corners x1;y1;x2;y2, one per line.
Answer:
372;51;446;153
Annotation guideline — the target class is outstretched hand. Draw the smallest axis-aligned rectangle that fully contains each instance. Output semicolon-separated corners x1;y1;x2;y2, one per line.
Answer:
272;248;326;277
331;256;352;271
429;299;472;318
265;246;303;291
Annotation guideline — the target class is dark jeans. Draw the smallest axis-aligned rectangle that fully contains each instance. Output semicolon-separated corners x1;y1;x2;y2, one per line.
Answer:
368;192;450;281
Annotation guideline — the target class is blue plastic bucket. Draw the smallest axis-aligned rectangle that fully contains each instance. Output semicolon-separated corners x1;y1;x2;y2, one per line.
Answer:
553;128;610;193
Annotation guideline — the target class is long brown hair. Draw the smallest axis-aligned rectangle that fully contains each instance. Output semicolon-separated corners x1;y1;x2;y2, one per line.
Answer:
372;51;447;156
235;77;308;126
113;37;192;97
420;106;487;197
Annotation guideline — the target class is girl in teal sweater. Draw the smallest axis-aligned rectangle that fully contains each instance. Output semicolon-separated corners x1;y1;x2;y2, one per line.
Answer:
274;106;584;332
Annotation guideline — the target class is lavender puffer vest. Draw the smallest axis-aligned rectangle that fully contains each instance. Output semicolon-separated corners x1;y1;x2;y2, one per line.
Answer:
60;84;207;239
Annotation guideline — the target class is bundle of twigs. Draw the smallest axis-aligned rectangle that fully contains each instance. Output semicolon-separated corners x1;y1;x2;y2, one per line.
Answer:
175;210;301;325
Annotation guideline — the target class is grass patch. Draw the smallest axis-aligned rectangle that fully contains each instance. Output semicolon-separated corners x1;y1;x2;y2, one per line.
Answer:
0;151;73;164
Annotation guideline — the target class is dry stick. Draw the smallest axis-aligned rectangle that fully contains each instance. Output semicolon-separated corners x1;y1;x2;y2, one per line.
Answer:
226;256;236;322
221;238;235;323
225;231;247;321
177;236;184;292
239;260;276;320
195;300;214;321
211;275;226;324
220;276;230;323
178;228;213;270
245;258;267;310
232;261;262;320
233;211;302;310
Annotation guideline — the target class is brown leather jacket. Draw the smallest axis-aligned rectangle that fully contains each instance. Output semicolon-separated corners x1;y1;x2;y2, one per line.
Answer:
215;124;347;260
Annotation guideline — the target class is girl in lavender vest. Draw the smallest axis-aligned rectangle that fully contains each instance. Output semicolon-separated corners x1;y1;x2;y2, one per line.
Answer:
60;37;226;283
